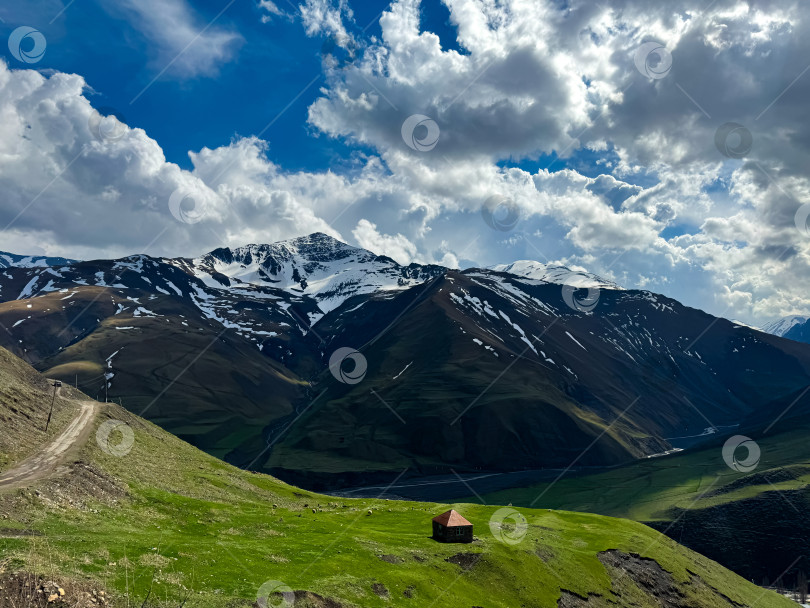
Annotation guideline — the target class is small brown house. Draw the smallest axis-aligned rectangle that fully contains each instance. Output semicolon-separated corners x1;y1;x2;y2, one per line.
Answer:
432;509;473;543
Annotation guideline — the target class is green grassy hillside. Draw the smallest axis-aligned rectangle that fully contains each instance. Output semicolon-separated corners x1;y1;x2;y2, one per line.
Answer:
0;346;89;472
0;349;794;607
473;420;810;585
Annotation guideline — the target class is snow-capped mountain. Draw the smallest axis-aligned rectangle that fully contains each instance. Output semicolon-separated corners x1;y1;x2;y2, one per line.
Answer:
490;260;621;290
179;233;444;318
272;263;810;488
0;251;77;269
1;233;810;489
762;315;810;337
0;234;442;351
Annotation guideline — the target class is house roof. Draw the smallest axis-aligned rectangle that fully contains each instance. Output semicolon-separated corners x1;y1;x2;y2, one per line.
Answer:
432;509;472;527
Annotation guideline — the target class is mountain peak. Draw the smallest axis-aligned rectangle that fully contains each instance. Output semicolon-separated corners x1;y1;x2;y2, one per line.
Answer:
276;232;360;255
279;231;349;246
207;233;362;263
762;315;810;338
489;260;621;290
192;233;442;318
302;231;342;242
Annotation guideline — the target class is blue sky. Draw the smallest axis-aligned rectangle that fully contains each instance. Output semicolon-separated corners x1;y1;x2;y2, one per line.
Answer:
0;0;471;174
2;0;345;171
0;0;809;325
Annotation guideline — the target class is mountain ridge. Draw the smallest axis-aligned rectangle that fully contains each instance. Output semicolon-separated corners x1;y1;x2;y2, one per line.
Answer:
0;236;801;343
0;250;78;269
761;314;810;345
1;233;810;493
762;315;809;336
489;259;622;290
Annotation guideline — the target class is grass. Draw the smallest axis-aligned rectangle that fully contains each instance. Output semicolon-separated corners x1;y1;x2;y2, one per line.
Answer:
0;401;794;607
474;419;810;521
0;346;88;472
465;419;810;587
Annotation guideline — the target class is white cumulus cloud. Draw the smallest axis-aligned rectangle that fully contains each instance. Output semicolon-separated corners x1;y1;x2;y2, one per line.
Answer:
2;0;810;327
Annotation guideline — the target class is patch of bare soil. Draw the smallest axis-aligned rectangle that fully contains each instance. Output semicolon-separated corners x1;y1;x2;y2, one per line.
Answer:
291;591;346;607
0;528;42;537
601;550;685;604
535;545;555;562
377;554;403;564
0;461;127;524
371;582;389;598
558;589;600;608
445;552;481;571
42;461;127;504
0;572;110;608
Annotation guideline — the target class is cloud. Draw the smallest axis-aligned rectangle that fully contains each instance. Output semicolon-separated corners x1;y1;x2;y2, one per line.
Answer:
299;0;810;324
0;62;333;258
4;0;810;327
258;0;284;23
352;219;418;264
299;0;356;49
110;0;242;77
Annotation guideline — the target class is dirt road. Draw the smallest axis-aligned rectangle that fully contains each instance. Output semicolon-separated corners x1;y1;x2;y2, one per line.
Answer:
0;394;99;491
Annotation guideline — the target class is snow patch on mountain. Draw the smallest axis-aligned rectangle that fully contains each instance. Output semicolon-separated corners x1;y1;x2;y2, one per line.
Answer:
189;233;442;317
762;315;809;337
489;260;621;290
0;251;77;269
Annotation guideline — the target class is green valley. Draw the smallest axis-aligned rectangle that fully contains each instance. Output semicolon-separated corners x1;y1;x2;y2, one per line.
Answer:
471;419;810;586
0;346;792;607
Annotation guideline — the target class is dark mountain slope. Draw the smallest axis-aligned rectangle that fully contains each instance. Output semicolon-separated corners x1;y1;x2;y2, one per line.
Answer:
0;280;306;466
1;234;810;490
268;269;810;488
472;411;810;588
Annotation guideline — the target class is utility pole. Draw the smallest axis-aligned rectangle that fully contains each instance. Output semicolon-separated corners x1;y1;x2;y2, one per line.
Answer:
45;383;57;432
